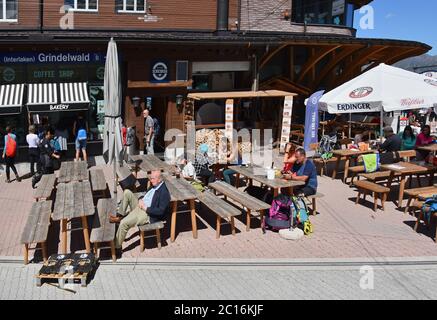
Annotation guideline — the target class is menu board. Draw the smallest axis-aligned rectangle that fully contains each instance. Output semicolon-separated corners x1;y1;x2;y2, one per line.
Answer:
225;99;234;147
280;96;294;151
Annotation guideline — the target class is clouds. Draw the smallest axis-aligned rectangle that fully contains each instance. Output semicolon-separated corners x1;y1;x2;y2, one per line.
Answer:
385;13;396;19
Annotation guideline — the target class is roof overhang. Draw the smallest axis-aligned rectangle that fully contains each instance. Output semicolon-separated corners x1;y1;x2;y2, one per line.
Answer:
187;90;296;100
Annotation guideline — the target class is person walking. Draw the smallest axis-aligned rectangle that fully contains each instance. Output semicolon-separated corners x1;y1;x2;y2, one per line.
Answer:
2;126;21;183
26;125;40;176
39;128;61;175
73;115;88;162
143;108;155;155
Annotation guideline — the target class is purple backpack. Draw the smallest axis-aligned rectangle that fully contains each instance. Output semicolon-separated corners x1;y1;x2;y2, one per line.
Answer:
264;195;294;231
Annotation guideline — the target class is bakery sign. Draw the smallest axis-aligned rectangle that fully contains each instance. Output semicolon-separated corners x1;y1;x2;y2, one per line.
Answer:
151;61;170;83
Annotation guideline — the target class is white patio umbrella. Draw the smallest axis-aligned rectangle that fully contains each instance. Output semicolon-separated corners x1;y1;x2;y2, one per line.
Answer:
319;63;437;139
103;38;124;196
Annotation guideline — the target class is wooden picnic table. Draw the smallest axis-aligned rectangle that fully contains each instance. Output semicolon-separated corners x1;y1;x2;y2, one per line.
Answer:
381;162;436;208
332;149;376;183
162;175;199;242
131;154;177;176
58;161;88;183
228;165;304;196
33;174;56;201
417;144;437;154
52;181;95;254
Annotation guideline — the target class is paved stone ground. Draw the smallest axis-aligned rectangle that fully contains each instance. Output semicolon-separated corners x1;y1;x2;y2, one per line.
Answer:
1;157;437;261
1;260;437;299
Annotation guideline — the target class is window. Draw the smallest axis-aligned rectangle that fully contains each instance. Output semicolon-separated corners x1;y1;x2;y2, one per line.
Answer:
292;0;354;27
65;0;98;12
117;0;145;13
0;0;18;22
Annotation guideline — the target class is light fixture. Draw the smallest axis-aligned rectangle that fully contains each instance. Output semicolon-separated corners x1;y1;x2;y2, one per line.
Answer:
176;95;184;113
131;96;141;108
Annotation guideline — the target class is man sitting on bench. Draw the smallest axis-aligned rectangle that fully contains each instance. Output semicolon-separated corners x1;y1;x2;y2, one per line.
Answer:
110;170;171;250
284;148;318;197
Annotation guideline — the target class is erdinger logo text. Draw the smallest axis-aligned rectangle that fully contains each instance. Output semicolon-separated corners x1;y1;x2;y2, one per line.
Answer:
337;103;372;111
50;104;69;111
349;87;373;98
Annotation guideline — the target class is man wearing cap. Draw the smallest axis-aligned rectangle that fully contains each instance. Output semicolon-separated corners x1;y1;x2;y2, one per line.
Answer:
379;126;402;153
194;144;214;185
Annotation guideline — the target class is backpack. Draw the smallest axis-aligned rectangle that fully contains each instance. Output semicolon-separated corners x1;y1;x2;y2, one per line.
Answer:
264;195;294;231
317;135;337;161
153;118;160;137
422;195;437;224
5;134;17;158
77;129;87;141
264;195;313;235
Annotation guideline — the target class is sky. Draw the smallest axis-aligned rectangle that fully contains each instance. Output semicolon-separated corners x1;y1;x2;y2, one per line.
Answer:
354;0;437;55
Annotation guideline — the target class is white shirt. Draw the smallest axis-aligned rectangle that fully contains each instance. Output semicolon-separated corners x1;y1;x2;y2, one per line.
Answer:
26;133;39;149
182;161;196;179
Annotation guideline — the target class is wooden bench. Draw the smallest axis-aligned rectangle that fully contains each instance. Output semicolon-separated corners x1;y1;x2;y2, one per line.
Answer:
198;190;242;238
413;200;437;244
90;169;108;198
349;166;365;184
138;221;165;252
90;199;117;262
306;193;324;216
21;201;52;265
404;186;437;214
33;174;56;202
209;181;271;232
354;180;390;212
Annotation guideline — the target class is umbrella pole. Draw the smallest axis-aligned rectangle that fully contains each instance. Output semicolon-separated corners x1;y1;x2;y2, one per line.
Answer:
349;113;352;139
380;110;384;143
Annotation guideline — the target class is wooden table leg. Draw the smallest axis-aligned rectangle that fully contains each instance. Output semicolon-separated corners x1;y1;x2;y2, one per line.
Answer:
190;199;198;239
332;157;341;180
170;201;178;243
41;241;48;263
386;171;395;189
230;217;236;236
246;209;251;232
235;173;240;188
140;231;145;252
216;216;221;239
61;219;68;254
429;172;435;187
81;216;91;254
343;157;350;183
398;175;407;208
110;241;116;262
260;209;266;234
23;244;29;265
273;188;279;197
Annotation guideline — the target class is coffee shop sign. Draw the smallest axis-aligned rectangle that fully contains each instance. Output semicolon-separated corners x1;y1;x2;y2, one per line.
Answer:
0;52;106;64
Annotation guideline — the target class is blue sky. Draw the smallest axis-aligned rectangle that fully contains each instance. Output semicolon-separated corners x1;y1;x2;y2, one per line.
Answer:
354;0;436;55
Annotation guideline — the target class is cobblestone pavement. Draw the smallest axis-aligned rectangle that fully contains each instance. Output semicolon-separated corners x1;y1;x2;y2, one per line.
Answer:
1;259;437;300
1;157;437;260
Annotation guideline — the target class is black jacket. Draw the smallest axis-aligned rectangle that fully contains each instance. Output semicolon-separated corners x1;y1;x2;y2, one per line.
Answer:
145;183;171;223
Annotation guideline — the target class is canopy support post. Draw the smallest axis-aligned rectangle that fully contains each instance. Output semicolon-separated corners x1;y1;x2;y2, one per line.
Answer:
380;110;384;143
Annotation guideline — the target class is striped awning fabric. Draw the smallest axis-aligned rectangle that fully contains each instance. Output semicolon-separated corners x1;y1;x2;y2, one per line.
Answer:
0;84;25;115
60;82;90;104
27;83;58;106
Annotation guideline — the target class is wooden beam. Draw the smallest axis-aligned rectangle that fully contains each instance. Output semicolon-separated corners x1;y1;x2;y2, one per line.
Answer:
259;44;290;71
335;46;389;86
361;47;421;73
384;47;425;65
312;45;365;91
128;80;192;89
260;76;311;96
297;45;341;83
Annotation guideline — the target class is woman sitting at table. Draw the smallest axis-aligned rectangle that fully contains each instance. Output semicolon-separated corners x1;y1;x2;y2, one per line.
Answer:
398;125;416;151
415;125;436;160
223;143;244;185
282;142;297;174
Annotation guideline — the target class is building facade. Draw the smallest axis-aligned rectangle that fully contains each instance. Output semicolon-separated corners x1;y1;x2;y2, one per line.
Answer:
0;0;431;156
